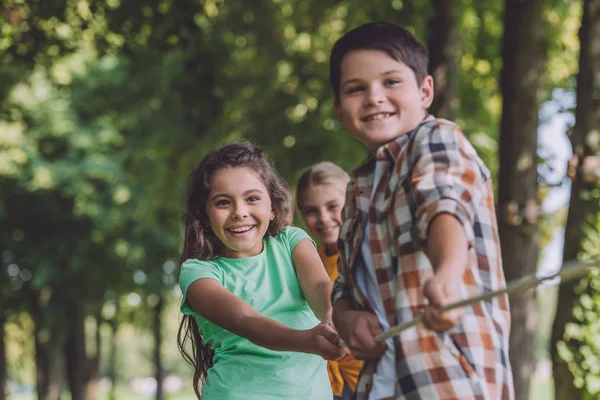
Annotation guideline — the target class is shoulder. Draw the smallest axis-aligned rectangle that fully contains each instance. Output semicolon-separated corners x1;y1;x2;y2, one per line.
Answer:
179;258;224;286
412;118;491;180
271;226;315;252
411;117;477;157
180;257;220;271
413;117;464;145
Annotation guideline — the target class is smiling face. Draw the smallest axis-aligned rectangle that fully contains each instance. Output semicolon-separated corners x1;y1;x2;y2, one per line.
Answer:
299;183;345;253
206;167;274;258
334;49;434;154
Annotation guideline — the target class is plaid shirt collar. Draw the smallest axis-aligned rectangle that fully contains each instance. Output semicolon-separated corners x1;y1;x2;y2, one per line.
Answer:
352;114;436;177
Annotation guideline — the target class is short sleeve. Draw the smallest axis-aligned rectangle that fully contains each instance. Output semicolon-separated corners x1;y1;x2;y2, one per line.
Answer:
179;258;224;315
410;121;489;247
280;226;315;252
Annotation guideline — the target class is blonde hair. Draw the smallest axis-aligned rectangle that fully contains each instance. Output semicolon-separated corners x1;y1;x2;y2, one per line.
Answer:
296;162;350;208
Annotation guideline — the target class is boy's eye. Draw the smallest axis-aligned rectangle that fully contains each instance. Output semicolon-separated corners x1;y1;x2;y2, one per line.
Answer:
385;79;400;86
328;204;340;211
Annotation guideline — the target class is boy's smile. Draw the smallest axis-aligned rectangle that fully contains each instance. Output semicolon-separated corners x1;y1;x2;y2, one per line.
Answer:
334;49;434;154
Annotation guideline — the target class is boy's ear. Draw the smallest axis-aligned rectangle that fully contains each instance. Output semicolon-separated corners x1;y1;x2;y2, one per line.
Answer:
420;75;434;109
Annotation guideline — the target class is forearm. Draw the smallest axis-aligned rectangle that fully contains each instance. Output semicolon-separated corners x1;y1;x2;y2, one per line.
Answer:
426;213;469;279
304;280;333;322
332;298;353;332
232;314;311;353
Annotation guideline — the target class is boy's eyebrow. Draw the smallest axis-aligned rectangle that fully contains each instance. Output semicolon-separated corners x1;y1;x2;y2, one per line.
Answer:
341;70;404;87
210;189;264;201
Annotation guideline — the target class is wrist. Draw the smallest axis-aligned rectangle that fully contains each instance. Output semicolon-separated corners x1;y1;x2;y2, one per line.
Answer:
298;329;316;354
333;308;355;340
322;309;333;323
432;263;465;283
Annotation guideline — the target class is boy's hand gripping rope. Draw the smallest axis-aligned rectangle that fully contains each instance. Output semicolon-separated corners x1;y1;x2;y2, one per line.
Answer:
338;258;598;348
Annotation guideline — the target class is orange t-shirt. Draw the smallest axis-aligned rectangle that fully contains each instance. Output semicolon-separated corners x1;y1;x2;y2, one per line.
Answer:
317;244;363;396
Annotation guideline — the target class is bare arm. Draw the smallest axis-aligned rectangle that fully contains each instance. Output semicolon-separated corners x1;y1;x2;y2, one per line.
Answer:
422;213;469;331
293;238;334;322
426;213;469;280
186;278;315;352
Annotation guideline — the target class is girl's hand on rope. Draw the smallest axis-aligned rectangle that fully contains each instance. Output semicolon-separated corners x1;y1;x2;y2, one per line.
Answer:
335;310;386;360
422;275;464;332
308;323;349;360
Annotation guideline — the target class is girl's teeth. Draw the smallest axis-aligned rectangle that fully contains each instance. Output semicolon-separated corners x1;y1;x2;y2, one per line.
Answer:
229;226;252;233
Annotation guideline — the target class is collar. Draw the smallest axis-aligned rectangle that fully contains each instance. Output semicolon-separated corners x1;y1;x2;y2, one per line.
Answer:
352;114;435;176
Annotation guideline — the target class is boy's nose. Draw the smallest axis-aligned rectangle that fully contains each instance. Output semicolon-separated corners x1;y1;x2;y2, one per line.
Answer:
365;86;385;106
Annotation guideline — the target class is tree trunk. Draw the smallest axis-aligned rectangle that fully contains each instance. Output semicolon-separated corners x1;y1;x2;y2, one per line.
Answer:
498;0;547;399
551;1;600;398
107;303;119;400
427;0;460;120
31;299;62;400
154;296;164;400
64;300;87;400
85;314;102;400
0;315;6;400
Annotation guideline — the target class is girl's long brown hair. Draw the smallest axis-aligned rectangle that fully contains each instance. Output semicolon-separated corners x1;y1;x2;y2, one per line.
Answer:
176;142;293;398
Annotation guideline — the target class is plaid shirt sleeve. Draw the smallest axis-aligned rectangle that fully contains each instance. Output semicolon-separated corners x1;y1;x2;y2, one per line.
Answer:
410;121;489;247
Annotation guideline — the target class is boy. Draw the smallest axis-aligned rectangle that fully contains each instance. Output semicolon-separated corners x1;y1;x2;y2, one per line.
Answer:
329;22;514;399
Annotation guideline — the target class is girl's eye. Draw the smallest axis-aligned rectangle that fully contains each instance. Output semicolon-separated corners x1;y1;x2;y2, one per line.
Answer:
215;199;230;207
346;86;364;94
247;195;260;203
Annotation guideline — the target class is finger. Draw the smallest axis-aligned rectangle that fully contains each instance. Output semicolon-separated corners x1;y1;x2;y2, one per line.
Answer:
320;339;345;360
422;306;446;332
424;281;447;307
367;315;384;336
423;306;462;332
320;324;341;344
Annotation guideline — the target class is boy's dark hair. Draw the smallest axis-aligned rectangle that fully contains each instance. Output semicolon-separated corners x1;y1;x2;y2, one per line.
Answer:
329;21;429;103
176;142;293;398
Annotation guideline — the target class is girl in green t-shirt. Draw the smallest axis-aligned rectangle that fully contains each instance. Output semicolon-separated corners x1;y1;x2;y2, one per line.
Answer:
177;142;347;399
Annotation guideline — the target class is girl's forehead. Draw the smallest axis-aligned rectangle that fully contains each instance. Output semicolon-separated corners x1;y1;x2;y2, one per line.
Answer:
301;183;345;202
210;166;267;192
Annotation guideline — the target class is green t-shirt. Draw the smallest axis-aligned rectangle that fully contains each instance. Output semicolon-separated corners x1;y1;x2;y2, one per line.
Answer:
179;226;332;400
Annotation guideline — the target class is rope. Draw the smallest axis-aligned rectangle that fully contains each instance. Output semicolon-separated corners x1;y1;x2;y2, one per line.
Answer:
338;258;598;347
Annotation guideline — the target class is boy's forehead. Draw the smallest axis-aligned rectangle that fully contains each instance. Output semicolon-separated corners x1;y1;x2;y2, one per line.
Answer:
340;49;410;77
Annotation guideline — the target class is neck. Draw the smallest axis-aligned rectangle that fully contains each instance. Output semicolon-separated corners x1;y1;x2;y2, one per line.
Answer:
324;243;339;257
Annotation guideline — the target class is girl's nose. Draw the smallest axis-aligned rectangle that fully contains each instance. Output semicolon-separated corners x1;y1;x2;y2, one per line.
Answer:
233;204;248;219
317;211;331;224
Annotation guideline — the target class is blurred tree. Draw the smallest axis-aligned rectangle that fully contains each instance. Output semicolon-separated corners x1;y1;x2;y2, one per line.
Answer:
0;1;582;398
0;314;5;400
551;0;600;398
497;0;548;398
427;0;459;120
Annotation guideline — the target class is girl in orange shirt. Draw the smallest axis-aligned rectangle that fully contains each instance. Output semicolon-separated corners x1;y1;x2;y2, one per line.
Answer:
297;162;363;400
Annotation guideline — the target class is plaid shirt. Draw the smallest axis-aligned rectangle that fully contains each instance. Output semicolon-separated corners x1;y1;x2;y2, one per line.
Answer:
333;116;514;399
